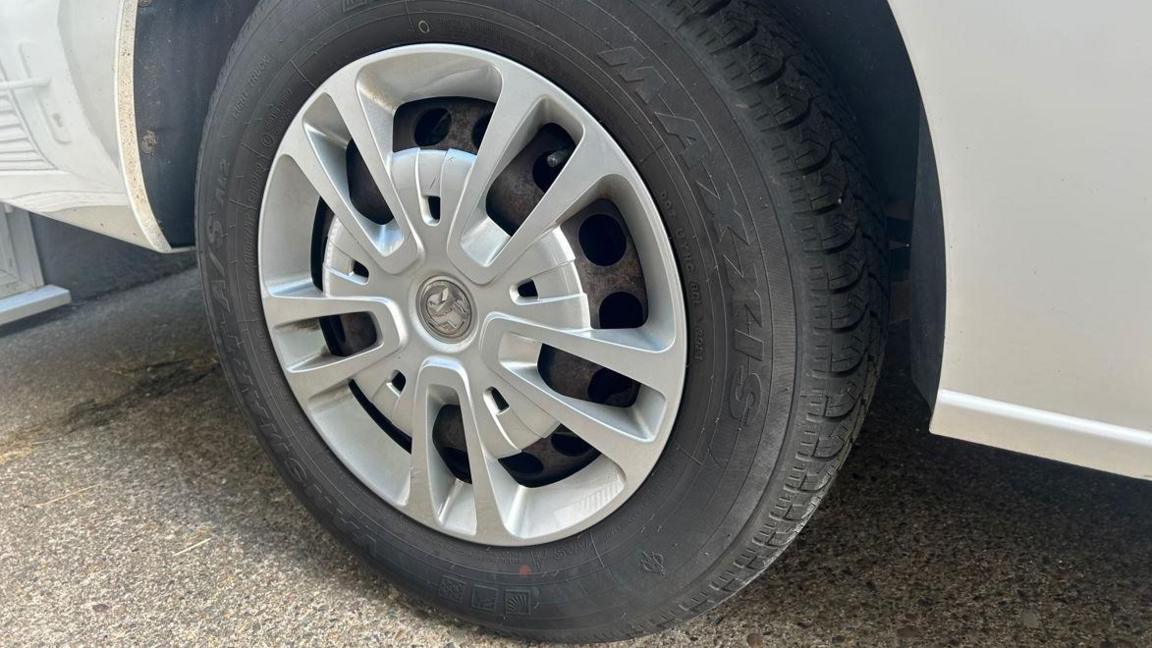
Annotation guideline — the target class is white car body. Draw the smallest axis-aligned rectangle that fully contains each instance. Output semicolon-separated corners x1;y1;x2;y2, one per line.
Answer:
0;0;169;250
2;0;1150;478
889;0;1152;479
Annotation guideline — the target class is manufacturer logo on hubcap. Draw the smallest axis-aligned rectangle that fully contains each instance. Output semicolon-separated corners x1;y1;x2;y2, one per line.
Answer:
419;279;474;340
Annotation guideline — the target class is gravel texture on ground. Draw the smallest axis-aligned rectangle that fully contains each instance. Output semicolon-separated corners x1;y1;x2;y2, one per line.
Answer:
1;270;1149;647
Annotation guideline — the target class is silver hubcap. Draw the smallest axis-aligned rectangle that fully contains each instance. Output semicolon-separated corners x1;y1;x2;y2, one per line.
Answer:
258;45;686;545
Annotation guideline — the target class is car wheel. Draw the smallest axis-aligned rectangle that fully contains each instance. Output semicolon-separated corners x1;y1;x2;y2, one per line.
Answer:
196;0;887;641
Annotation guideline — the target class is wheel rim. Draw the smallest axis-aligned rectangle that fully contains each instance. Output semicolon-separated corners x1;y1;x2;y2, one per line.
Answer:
258;45;687;545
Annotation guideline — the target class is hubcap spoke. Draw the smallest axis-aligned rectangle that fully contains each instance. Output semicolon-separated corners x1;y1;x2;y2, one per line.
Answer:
325;74;426;273
278;122;394;268
284;343;400;402
507;294;591;330
398;361;520;539
495;366;656;480
460;383;523;538
446;69;549;283
404;364;457;526
265;282;406;401
480;136;627;284
279;85;422;276
483;315;681;397
264;281;400;330
501;235;576;286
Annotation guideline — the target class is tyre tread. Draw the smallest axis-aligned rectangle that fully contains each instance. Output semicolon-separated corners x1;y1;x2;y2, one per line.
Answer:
625;0;890;635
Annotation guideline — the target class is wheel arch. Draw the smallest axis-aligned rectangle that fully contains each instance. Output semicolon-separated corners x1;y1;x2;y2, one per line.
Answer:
131;0;261;248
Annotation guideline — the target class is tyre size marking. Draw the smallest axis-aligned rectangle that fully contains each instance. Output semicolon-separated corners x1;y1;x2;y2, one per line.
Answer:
229;54;272;121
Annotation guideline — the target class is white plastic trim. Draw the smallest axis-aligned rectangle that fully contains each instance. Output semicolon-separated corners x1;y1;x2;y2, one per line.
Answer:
934;391;1152;481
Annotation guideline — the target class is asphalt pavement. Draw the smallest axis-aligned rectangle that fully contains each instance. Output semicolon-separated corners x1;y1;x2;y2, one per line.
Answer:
1;270;1149;647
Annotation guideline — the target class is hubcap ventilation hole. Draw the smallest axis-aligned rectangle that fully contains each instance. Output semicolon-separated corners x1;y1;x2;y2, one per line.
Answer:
346;142;394;224
414;108;452;146
486;124;576;236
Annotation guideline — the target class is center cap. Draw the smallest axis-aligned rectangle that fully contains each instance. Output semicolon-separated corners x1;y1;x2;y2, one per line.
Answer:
419;278;475;340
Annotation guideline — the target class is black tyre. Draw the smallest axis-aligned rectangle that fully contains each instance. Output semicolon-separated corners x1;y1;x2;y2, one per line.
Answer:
196;0;887;642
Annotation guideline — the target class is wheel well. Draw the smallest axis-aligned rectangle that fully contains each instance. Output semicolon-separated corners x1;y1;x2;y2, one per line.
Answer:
133;0;261;248
132;0;945;404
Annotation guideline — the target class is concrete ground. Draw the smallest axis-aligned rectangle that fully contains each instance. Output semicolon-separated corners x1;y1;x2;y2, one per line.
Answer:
1;270;1150;647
